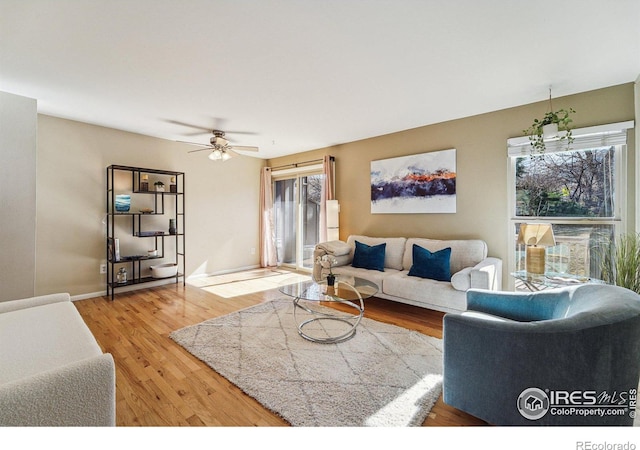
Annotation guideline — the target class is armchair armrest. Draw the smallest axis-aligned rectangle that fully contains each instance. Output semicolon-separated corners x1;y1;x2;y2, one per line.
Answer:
0;293;71;314
0;353;116;426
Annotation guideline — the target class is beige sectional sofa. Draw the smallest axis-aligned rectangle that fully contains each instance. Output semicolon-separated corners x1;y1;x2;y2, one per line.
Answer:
0;293;115;426
313;235;502;313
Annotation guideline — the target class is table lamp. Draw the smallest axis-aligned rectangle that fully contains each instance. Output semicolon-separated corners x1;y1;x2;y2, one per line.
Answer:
517;223;556;275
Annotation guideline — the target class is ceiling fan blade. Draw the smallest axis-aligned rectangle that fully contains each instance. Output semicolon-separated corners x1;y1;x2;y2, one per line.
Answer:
229;145;259;152
164;120;212;132
187;147;213;154
177;140;211;147
225;130;259;136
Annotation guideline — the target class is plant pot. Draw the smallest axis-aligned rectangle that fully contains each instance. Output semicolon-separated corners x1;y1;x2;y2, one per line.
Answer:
327;274;336;286
542;123;559;139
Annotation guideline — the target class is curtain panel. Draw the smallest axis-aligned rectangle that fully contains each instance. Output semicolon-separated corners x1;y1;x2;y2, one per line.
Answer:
259;167;277;267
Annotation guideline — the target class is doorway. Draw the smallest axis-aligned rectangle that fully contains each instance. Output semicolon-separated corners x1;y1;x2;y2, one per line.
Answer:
273;173;324;271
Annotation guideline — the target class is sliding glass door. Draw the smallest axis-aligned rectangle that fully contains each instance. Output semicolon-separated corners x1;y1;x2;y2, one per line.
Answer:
273;173;324;270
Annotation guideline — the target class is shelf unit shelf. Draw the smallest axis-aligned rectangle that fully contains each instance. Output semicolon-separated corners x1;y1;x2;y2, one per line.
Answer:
106;165;185;300
107;274;185;289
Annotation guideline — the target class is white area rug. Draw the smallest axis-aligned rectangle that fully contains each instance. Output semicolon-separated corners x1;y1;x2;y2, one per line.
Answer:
170;299;443;427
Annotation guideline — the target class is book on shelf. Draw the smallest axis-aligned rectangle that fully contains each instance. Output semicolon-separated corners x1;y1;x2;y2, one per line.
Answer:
137;231;165;237
108;238;120;261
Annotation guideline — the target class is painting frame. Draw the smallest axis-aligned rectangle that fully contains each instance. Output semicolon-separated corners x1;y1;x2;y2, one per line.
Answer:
370;149;457;214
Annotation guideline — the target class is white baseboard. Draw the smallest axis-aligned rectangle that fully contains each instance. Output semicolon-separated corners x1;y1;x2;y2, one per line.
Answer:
71;265;283;301
70;278;182;302
186;264;261;281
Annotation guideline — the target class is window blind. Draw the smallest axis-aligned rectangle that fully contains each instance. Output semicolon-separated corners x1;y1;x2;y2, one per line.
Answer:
507;120;634;157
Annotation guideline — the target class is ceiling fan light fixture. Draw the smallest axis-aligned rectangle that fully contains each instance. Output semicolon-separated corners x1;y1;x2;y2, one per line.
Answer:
221;150;232;161
208;149;223;160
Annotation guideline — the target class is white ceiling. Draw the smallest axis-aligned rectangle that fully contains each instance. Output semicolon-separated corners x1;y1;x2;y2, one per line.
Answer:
1;0;639;159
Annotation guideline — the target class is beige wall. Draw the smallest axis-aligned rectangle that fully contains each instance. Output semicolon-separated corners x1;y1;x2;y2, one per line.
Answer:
36;115;264;297
9;83;634;298
0;92;37;301
268;83;636;282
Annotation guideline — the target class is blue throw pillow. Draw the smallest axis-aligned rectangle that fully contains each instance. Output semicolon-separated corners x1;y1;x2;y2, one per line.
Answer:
408;245;451;282
352;241;386;272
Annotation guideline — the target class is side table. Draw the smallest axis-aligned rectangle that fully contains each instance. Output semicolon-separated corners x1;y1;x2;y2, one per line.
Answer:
511;270;604;292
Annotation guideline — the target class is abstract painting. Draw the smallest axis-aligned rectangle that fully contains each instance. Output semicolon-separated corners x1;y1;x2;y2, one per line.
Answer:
371;149;456;214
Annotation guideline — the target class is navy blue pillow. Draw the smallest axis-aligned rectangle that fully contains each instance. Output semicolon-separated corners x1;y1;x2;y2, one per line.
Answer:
408;245;451;282
352;241;386;272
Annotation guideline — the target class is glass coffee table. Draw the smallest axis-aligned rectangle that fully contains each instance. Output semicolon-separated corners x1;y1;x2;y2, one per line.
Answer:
279;276;379;344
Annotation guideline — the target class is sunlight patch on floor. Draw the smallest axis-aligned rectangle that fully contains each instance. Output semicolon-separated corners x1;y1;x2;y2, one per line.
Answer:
187;268;289;288
188;269;311;298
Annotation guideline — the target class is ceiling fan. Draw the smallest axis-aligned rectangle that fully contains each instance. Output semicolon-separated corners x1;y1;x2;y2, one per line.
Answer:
177;129;259;161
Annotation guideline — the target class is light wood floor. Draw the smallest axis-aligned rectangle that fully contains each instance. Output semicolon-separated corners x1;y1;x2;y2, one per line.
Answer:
74;274;486;427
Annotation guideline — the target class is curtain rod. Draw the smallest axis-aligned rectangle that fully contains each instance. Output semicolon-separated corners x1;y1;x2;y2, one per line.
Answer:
268;156;333;171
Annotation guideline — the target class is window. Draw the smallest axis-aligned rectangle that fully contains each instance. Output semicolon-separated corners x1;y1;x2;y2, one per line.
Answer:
507;121;633;290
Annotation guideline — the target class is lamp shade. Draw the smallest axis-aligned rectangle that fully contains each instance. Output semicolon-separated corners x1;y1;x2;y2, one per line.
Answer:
326;200;340;229
517;223;556;247
326;199;340;241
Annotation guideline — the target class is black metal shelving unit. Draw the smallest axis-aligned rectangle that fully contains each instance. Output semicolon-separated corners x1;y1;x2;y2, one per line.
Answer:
106;165;185;300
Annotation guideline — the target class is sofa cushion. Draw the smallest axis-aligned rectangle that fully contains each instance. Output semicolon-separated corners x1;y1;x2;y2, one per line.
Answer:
408;245;452;282
332;265;399;290
347;235;406;270
383;271;467;312
352;241;386;271
0;302;102;384
403;238;487;274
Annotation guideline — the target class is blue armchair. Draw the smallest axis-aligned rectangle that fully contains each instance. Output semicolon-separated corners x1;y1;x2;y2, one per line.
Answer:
443;284;640;426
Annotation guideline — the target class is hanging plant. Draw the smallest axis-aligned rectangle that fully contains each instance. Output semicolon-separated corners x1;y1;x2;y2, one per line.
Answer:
523;89;575;154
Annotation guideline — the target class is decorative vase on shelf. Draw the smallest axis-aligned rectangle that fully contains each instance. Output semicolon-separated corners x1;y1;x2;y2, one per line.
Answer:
115;194;131;212
169;219;176;235
140;174;149;192
327;274;336;286
116;267;128;284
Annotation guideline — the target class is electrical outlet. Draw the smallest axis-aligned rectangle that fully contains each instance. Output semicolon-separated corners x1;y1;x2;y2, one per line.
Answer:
251;247;256;255
100;264;107;274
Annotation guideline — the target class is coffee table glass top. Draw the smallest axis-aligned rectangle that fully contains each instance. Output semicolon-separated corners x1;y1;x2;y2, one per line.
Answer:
279;276;379;302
